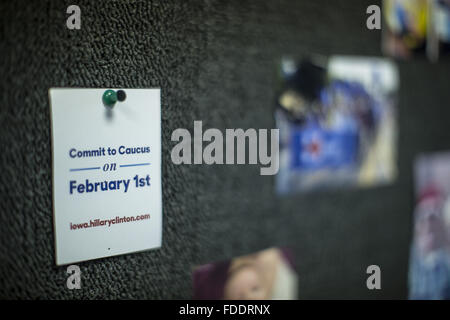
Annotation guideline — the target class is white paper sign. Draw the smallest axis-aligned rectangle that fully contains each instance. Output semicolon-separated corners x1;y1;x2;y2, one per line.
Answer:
49;88;162;265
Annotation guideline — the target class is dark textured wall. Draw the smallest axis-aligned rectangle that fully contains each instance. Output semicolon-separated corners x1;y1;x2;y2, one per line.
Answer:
1;0;450;299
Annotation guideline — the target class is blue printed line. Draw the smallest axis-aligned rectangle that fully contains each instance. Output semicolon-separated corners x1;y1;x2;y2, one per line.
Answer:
120;163;151;168
70;167;101;172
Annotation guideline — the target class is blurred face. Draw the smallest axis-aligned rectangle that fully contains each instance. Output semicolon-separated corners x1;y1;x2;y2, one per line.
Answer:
223;248;280;300
415;197;446;255
223;265;268;300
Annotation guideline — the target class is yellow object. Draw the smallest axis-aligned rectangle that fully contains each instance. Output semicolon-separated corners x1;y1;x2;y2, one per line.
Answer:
384;0;428;49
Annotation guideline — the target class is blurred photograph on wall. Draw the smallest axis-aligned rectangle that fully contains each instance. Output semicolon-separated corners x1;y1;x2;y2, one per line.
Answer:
382;0;450;61
409;152;450;300
428;0;450;61
382;0;429;58
192;248;298;300
275;56;398;194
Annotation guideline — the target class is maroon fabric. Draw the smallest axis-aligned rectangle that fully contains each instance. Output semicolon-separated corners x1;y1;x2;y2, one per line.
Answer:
193;261;230;300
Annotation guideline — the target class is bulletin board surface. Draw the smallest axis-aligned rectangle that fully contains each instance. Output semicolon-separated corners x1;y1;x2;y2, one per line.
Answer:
1;0;450;299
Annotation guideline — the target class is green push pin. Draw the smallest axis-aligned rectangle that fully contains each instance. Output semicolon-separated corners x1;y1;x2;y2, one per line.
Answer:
102;89;118;107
